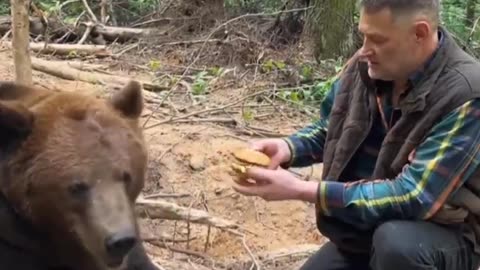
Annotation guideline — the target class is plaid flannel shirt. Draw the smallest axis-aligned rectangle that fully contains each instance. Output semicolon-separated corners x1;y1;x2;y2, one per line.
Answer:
283;31;480;229
285;78;480;228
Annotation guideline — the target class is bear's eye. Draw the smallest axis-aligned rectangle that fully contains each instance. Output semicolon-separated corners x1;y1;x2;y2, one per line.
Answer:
68;181;90;198
122;172;132;185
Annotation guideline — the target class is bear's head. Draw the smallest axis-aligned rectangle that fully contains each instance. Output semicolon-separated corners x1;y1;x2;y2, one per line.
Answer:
0;80;148;269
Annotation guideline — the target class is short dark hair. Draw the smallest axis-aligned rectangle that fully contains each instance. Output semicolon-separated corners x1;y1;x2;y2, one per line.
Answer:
359;0;440;26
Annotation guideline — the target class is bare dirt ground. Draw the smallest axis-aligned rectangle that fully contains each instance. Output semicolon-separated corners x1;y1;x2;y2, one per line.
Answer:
0;19;330;268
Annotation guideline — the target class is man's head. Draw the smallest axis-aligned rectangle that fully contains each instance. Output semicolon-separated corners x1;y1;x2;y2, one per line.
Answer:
357;0;441;81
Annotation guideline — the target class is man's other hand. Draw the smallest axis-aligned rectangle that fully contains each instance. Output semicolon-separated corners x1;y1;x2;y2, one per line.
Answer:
248;139;291;169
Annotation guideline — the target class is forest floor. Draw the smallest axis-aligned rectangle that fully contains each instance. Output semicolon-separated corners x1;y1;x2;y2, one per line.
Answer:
0;11;337;269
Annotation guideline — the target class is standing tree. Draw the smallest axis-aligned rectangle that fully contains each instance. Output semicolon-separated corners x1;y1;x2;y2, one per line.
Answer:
305;0;357;61
10;0;32;85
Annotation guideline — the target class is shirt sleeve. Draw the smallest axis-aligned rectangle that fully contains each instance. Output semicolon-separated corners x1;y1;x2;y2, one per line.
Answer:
317;98;480;229
282;78;339;168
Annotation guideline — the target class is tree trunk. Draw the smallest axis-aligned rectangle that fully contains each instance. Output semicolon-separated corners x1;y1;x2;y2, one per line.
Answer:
10;0;32;85
305;0;356;61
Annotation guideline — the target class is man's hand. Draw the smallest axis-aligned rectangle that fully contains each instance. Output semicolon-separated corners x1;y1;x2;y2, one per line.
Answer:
232;166;319;203
248;139;291;169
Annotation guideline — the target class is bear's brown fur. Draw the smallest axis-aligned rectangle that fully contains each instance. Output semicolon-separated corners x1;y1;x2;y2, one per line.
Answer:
0;80;158;270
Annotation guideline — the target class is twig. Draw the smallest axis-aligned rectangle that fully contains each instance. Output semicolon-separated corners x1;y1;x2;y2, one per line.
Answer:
152;262;166;270
156;141;182;162
81;0;98;23
143;235;197;243
149;240;209;260
200;192;212;253
100;0;108;24
135;198;241;229
59;0;80;13
239;126;290;138
159;39;223;46
262;96;289;120
131;16;200;28
467;15;480;46
0;29;11;42
113;42;139;57
77;21;95;45
172;118;238;125
143;192;191;199
242;233;261;270
144;88;272;129
186;191;201;250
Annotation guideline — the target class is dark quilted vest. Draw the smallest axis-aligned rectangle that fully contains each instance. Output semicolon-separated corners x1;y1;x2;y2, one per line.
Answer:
317;27;480;255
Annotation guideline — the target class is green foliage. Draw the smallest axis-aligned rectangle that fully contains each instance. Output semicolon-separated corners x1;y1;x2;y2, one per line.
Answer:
440;0;480;50
148;60;162;71
208;66;224;77
0;0;161;25
0;3;9;15
299;64;314;81
278;74;336;105
260;58;287;73
192;71;209;95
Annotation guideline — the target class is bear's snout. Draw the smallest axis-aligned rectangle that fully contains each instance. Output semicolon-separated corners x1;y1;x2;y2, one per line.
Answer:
105;227;137;264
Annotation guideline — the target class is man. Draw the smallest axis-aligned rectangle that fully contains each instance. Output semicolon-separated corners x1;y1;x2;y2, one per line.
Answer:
232;1;480;270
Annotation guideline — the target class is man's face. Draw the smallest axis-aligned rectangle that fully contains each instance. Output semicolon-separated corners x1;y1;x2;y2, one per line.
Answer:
358;7;420;81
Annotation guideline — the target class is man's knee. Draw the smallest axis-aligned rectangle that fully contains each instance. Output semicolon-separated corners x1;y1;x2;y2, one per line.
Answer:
370;221;432;270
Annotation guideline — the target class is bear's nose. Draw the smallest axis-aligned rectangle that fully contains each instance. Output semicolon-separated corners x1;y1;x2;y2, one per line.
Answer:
105;229;137;258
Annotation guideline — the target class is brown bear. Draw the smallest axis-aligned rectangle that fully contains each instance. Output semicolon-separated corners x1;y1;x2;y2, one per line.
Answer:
0;80;159;270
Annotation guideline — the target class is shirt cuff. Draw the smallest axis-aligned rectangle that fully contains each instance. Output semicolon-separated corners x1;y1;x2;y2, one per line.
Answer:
281;136;304;168
280;136;299;169
318;181;345;216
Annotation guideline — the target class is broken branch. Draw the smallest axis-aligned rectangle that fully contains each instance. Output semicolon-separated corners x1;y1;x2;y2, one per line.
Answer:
149;240;209;260
30;57;169;92
143;192;191;199
81;0;98;23
135;198;240;230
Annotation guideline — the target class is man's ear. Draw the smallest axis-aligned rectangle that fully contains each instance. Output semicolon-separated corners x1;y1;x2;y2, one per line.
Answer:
413;20;431;43
0;101;34;152
109;80;144;118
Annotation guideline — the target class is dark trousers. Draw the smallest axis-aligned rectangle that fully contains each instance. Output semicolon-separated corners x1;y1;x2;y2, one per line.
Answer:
300;220;480;270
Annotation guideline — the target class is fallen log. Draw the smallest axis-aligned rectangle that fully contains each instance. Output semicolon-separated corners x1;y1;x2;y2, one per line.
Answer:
0;15;75;41
30;57;169;93
93;25;156;42
0;15;158;44
29;42;109;56
2;41;109;56
135;198;239;229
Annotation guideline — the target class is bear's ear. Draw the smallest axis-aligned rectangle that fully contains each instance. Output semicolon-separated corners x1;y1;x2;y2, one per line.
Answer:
0;101;34;152
109;80;144;119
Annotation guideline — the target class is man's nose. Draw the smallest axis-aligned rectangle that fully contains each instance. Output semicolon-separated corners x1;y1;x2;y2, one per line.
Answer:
359;45;373;59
